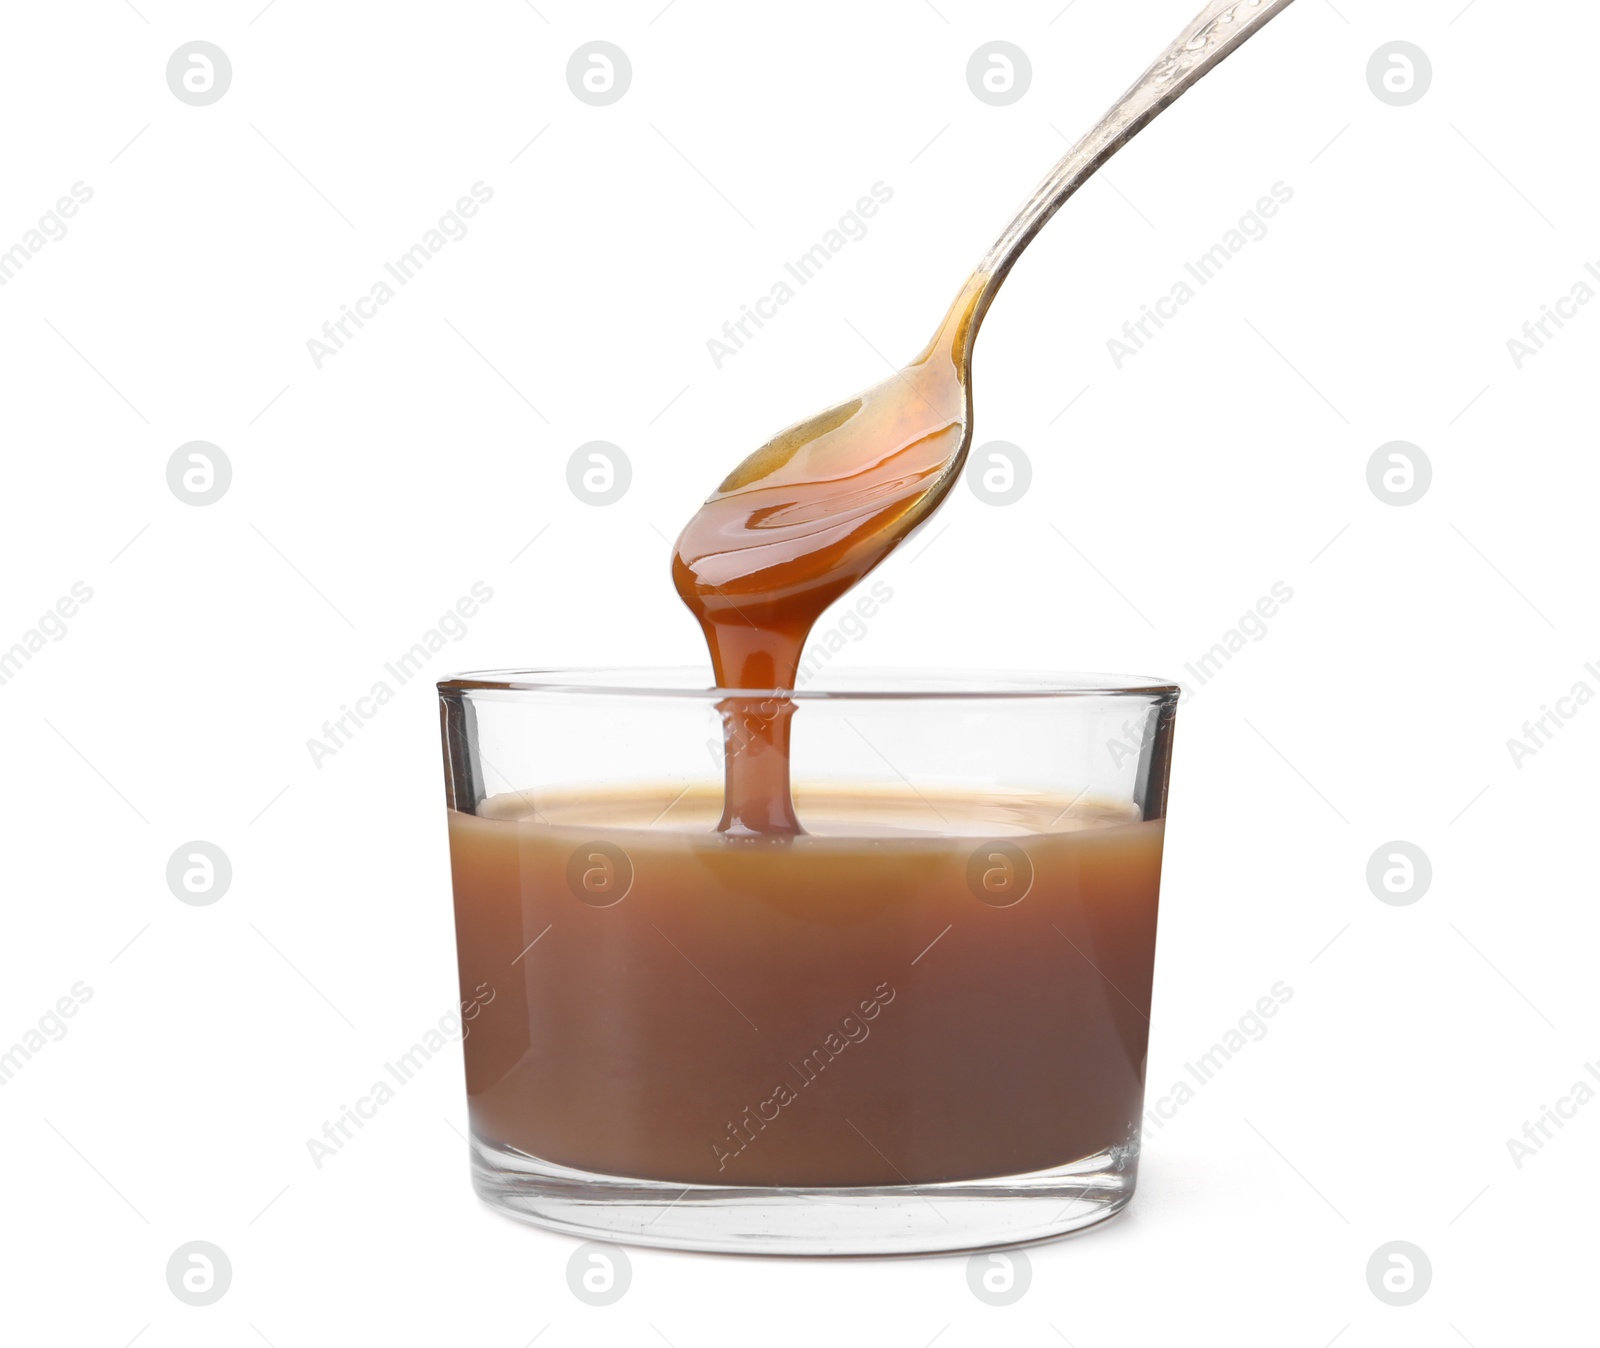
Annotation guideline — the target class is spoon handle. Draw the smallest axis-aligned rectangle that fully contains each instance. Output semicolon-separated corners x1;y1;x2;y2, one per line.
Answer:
973;0;1299;318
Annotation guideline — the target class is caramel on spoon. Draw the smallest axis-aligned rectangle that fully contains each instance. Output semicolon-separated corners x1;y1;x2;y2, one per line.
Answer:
673;0;1299;834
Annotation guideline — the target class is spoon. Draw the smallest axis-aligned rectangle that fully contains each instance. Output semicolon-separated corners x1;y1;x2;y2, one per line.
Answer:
673;0;1300;695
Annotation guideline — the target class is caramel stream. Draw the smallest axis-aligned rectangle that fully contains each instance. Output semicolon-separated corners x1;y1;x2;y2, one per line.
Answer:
672;276;985;834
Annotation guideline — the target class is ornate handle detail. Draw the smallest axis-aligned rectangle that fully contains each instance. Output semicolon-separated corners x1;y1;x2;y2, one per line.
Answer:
971;0;1298;327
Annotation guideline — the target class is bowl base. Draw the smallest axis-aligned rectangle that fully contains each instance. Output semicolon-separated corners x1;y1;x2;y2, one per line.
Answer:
470;1134;1137;1256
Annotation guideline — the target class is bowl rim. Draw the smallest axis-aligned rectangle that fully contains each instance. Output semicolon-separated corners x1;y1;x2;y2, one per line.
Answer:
437;666;1183;702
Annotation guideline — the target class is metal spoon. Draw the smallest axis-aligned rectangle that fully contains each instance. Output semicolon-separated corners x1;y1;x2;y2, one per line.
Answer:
674;0;1301;692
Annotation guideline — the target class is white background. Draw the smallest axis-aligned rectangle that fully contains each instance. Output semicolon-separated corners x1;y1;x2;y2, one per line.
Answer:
2;0;1596;1343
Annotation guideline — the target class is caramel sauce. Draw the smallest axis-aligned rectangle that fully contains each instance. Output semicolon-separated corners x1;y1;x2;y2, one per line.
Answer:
672;276;986;833
451;785;1162;1186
